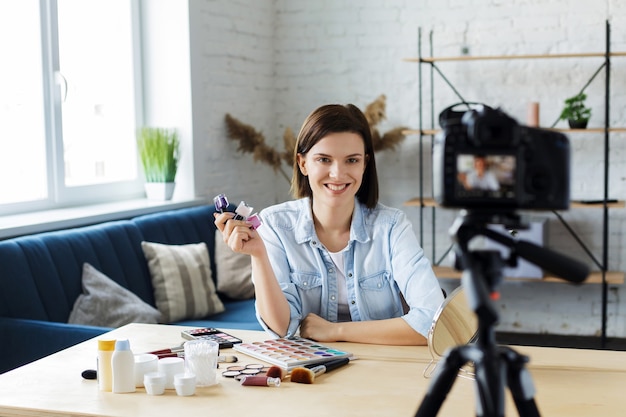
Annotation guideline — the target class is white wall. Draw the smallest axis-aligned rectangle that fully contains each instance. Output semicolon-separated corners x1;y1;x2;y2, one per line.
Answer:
187;0;279;210
141;0;197;200
177;0;626;339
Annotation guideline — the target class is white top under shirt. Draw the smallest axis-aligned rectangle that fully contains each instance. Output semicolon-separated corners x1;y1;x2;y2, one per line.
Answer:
328;249;351;322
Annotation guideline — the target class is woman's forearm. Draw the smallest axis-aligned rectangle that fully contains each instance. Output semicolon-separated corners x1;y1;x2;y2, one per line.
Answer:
338;318;426;345
251;252;291;336
301;314;427;345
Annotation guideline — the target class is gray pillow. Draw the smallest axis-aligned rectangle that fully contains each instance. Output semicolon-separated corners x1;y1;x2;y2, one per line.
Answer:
215;230;255;299
141;241;225;323
68;263;162;327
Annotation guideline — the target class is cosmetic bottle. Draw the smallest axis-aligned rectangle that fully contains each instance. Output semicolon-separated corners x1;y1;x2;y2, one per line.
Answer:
97;339;116;392
111;339;136;393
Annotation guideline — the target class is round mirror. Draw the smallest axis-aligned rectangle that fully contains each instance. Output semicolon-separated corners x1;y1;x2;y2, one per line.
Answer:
424;286;478;377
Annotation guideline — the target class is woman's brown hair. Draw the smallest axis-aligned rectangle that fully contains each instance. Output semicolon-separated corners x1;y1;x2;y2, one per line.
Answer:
290;104;379;208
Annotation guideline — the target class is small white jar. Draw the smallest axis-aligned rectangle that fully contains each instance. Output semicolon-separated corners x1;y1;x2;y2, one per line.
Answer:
143;371;166;396
174;373;196;396
134;353;159;387
158;357;185;389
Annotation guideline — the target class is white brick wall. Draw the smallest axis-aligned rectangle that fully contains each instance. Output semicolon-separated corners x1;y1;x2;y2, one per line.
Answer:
188;0;279;208
187;0;626;338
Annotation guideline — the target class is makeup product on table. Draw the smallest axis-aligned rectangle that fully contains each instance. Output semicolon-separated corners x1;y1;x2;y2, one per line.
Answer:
133;353;158;387
97;339;115;391
180;327;243;349
184;339;218;387
148;349;184;359
265;365;286;380
174;373;196;396
158;357;185;390
291;357;351;384
143;372;166;396
149;345;184;356
239;375;281;387
81;369;97;380
221;363;268;378
233;337;353;370
111;339;135;393
149;343;238;362
305;357;351;372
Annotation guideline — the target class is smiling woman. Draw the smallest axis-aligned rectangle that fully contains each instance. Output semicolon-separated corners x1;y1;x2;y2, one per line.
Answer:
296;131;367;219
214;103;445;346
0;0;143;214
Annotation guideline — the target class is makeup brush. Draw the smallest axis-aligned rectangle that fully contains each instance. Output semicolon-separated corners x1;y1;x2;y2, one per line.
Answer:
290;357;350;384
265;365;286;380
150;350;238;363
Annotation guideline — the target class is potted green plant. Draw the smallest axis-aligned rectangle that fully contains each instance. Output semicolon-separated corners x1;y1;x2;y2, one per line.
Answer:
137;127;180;200
559;92;592;129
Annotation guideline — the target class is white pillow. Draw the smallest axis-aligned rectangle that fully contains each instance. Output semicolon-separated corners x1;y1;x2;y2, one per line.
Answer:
68;263;162;327
214;230;255;299
141;241;225;322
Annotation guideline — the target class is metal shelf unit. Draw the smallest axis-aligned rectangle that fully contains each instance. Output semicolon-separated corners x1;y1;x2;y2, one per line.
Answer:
405;20;624;347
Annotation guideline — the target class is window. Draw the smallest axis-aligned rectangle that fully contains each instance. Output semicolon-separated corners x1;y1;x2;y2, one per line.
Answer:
0;0;143;215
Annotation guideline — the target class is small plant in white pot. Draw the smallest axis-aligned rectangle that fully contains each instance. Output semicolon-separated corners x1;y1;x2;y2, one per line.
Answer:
137;127;180;200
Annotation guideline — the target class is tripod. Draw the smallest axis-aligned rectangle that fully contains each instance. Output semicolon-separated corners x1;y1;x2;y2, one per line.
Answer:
415;210;589;417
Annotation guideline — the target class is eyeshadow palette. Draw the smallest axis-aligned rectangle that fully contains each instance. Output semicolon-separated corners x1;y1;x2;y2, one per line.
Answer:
180;328;243;349
233;337;353;369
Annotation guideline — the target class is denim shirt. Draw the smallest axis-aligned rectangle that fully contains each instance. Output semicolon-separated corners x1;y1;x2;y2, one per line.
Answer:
254;197;444;338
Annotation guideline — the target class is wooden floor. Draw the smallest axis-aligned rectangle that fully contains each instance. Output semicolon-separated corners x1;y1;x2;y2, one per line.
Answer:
497;332;626;351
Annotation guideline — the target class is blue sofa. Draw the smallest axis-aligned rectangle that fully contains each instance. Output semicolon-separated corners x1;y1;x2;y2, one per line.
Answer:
0;204;261;374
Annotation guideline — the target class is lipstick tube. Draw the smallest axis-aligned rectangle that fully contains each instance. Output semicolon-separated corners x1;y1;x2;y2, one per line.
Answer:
239;375;281;387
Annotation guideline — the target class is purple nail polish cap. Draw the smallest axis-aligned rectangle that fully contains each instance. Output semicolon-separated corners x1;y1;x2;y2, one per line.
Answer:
214;194;229;212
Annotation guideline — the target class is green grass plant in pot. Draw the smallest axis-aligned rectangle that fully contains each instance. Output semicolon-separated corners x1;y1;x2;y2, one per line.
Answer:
137;127;180;200
559;92;591;129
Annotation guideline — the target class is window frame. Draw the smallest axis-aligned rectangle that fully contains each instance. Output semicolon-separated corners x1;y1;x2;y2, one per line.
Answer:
0;0;145;216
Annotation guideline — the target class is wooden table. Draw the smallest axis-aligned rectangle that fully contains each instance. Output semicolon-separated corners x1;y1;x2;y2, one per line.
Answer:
0;323;624;416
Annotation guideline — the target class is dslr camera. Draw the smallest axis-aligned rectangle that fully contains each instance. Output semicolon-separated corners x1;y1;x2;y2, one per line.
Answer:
433;103;570;210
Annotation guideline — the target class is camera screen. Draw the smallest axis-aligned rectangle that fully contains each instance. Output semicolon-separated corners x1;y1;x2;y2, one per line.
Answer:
455;154;516;200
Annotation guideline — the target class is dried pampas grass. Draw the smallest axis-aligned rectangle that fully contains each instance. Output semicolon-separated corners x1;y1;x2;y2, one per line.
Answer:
224;95;407;183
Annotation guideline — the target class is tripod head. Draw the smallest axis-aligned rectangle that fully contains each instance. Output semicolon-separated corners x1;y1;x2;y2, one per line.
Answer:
451;210;589;284
450;209;589;284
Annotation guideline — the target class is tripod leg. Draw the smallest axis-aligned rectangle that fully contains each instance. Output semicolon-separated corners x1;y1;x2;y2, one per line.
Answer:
415;346;472;417
502;347;541;417
473;346;505;417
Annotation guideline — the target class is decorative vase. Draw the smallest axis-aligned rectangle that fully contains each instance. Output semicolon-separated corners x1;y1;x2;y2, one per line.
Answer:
568;119;588;129
526;102;540;127
144;182;176;201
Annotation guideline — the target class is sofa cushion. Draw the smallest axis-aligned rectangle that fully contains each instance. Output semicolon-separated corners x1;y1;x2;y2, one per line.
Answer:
214;230;255;300
141;241;225;322
132;205;219;285
68;263;162;327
